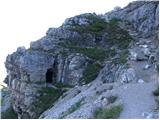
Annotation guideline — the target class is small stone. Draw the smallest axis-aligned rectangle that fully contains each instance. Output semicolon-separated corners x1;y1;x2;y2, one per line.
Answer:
98;96;102;100
103;98;107;101
123;86;128;89
146;41;151;44
102;98;108;106
144;64;151;70
75;85;79;88
136;42;140;45
138;79;144;83
146;113;154;119
143;48;151;57
139;44;148;48
82;82;86;85
94;100;98;104
142;112;148;117
130;51;137;61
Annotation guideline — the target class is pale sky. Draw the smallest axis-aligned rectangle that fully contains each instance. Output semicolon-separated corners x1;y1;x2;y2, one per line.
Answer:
0;0;134;85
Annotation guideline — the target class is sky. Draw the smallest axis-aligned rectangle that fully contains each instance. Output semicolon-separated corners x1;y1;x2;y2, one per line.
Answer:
0;0;134;85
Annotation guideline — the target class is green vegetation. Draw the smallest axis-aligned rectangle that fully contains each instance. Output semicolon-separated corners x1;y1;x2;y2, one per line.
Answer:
62;17;132;65
94;105;123;119
68;15;107;34
112;50;129;65
107;26;132;50
1;87;10;105
107;96;118;104
67;45;106;61
54;82;74;88
31;88;63;118
108;18;121;27
81;63;102;84
59;98;84;118
1;107;18;119
68;16;132;50
153;87;159;96
59;49;68;57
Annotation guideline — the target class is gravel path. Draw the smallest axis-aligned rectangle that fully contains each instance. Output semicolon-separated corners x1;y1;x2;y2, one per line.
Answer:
115;82;157;119
117;30;158;119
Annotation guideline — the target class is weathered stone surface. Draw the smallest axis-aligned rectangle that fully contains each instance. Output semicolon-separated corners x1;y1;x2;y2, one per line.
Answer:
104;1;159;37
118;68;138;83
1;88;11;112
66;54;88;85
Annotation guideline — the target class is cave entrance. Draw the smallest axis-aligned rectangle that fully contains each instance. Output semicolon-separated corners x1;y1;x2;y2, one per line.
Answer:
46;68;53;83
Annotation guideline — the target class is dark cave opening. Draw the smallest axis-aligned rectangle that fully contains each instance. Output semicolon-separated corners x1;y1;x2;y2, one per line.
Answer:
46;68;53;83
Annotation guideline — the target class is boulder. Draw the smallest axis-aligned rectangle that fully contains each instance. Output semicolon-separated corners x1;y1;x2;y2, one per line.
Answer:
118;68;138;83
130;51;148;61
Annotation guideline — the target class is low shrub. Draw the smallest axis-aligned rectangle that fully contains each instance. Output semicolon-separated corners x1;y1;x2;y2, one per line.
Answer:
67;45;106;61
112;50;128;65
54;82;74;88
68;15;107;34
1;107;18;119
31;88;63;118
59;98;84;118
81;63;102;84
94;105;123;119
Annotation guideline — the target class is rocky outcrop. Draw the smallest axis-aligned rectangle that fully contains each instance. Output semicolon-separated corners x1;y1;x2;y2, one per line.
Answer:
3;1;159;119
4;48;89;118
104;1;159;37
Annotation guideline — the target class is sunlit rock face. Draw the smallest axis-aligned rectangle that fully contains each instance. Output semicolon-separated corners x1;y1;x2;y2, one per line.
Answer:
104;1;159;37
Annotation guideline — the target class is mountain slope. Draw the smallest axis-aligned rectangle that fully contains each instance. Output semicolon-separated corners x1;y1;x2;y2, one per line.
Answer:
2;1;159;119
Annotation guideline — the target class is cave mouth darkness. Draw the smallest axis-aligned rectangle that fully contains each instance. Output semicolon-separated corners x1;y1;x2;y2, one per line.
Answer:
46;68;53;83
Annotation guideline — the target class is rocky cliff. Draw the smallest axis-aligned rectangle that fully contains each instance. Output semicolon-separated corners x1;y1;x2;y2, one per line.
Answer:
1;1;159;119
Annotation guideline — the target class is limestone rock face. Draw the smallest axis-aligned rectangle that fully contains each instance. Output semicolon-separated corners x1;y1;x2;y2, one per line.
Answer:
66;54;88;85
105;1;159;37
5;48;89;118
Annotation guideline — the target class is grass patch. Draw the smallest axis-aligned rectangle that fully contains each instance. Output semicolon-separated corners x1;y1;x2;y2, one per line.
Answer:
31;88;63;118
107;96;118;104
94;105;123;119
153;87;159;96
59;98;84;118
81;63;102;84
1;107;18;119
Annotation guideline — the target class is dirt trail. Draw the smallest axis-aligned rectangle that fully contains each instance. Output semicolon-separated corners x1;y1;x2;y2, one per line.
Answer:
116;82;157;119
117;30;159;118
